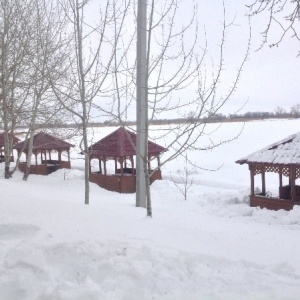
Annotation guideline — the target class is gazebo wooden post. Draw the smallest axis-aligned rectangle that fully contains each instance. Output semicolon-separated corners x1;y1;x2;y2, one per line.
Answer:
44;151;48;166
131;156;134;175
279;168;283;188
289;166;292;185
291;165;296;201
261;167;266;195
104;159;107;175
58;150;62;163
250;165;255;196
35;153;38;165
49;150;52;161
157;156;161;171
67;150;70;162
120;157;124;176
115;159;118;174
99;158;102;174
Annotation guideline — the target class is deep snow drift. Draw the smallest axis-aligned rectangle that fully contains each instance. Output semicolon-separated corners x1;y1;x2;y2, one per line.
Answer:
1;119;300;300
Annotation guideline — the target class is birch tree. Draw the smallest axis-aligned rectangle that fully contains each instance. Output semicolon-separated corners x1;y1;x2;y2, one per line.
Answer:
51;0;130;205
22;0;70;181
0;0;35;178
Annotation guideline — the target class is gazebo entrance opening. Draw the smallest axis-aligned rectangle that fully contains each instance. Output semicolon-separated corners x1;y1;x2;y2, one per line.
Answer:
253;172;290;198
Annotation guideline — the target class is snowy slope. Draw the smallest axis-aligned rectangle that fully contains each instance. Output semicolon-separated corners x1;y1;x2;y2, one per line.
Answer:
1;119;300;300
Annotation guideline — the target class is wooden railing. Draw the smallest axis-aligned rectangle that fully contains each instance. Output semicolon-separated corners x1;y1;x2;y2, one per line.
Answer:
250;194;300;211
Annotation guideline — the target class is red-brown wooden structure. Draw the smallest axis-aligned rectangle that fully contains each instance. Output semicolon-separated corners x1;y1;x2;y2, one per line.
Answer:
89;127;167;193
0;132;20;162
236;133;300;210
15;132;73;175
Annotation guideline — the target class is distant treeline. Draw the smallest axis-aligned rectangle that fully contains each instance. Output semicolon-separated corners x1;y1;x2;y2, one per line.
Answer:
8;107;300;129
97;108;300;127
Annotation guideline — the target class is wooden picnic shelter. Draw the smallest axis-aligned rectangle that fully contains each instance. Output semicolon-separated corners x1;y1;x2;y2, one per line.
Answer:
15;132;73;175
0;132;20;162
236;132;300;210
89;127;167;193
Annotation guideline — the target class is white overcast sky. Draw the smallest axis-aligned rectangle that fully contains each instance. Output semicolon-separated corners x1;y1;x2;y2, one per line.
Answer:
172;0;300;115
87;0;300;118
218;0;300;114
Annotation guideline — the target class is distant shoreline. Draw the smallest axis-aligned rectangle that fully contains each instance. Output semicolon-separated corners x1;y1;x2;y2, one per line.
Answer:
11;115;299;130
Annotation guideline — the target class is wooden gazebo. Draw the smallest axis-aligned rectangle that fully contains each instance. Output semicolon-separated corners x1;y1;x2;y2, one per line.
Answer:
89;127;167;193
15;132;73;175
0;132;20;162
236;132;300;210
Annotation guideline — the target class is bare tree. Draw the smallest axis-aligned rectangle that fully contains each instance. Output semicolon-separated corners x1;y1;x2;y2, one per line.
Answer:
247;0;300;54
102;0;249;216
50;0;130;205
170;152;196;201
57;0;249;215
290;103;300;116
0;0;71;180
0;0;36;178
22;0;70;181
274;106;286;117
133;0;250;216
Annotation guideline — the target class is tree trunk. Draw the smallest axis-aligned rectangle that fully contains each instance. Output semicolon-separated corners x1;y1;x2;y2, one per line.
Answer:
75;0;90;205
4;130;11;179
82;120;90;205
145;158;152;217
23;129;35;181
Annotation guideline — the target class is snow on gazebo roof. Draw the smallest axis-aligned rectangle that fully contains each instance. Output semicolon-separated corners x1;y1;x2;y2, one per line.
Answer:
236;132;300;165
89;127;167;158
0;132;20;147
14;132;73;152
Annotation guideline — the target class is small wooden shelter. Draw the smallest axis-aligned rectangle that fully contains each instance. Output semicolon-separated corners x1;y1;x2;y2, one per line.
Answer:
89;127;167;193
0;132;20;162
236;132;300;210
15;132;73;175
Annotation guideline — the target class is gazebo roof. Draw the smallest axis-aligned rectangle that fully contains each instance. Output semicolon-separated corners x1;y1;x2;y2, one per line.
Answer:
89;127;167;158
0;132;20;147
236;132;300;165
14;132;73;152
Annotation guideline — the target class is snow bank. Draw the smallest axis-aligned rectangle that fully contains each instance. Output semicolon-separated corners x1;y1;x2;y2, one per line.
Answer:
1;119;300;299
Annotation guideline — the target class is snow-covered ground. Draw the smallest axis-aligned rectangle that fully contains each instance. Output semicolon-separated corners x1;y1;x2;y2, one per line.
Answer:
1;119;300;300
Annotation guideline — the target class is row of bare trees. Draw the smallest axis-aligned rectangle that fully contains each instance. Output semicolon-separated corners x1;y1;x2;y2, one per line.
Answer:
0;0;128;196
0;0;253;215
0;0;67;179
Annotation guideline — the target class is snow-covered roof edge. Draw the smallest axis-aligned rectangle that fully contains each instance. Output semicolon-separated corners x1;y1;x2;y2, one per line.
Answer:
236;132;300;165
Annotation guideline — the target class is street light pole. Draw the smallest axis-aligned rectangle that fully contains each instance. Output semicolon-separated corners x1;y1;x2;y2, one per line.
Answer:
136;0;147;208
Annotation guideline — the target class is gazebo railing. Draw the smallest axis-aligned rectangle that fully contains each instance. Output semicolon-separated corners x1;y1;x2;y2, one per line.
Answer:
250;194;300;211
